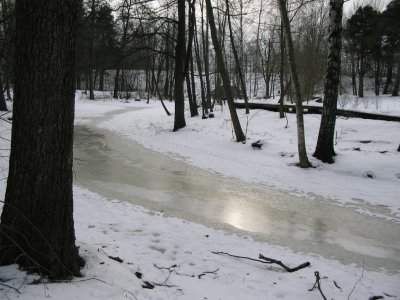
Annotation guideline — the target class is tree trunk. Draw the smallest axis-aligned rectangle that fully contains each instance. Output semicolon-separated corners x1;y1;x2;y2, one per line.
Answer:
173;0;186;131
201;0;211;113
351;53;357;95
185;0;198;117
358;56;364;98
225;0;249;114
393;61;400;96
205;0;245;142
99;69;104;91
0;0;83;278
383;50;394;94
76;72;82;90
5;76;12;100
88;0;95;100
113;67;120;99
194;22;207;118
374;57;380;96
190;48;198;117
0;75;8;111
278;0;311;168
279;21;285;119
313;0;344;164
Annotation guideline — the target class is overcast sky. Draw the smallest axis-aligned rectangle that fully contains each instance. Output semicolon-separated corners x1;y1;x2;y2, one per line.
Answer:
344;0;391;15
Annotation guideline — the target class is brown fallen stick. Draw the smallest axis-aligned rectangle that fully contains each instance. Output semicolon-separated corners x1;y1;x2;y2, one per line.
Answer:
211;251;310;273
259;254;311;273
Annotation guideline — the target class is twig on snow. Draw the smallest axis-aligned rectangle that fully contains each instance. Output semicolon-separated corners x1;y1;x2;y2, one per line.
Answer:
99;249;123;263
198;268;219;279
211;251;310;273
333;280;342;289
259;254;310;273
308;271;327;300
347;261;364;300
0;282;21;294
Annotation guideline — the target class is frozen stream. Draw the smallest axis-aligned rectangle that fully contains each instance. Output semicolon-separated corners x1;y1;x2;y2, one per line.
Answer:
74;109;400;274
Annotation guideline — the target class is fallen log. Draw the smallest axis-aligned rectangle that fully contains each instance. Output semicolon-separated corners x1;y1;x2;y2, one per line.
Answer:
235;102;400;122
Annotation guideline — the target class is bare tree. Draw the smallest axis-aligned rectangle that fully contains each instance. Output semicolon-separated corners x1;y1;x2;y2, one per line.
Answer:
314;0;344;163
173;0;186;131
278;0;311;168
205;0;245;142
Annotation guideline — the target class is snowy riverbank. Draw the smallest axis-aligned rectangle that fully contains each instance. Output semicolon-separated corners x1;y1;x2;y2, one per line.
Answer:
0;94;399;299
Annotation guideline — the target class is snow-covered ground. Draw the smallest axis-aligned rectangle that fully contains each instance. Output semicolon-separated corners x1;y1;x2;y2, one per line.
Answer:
1;93;399;299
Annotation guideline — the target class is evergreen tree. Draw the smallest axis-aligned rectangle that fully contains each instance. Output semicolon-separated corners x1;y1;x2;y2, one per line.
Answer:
346;5;381;97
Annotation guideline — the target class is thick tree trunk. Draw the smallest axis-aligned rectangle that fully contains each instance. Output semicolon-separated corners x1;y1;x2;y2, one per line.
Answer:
205;0;245;142
278;0;311;168
173;0;186;131
313;0;344;164
0;0;82;278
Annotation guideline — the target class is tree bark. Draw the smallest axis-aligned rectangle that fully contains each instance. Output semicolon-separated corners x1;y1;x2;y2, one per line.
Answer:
313;0;344;163
173;0;186;131
205;0;245;142
278;0;311;168
0;0;83;278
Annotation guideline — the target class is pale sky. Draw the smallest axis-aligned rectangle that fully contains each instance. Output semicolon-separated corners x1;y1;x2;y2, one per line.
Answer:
344;0;391;15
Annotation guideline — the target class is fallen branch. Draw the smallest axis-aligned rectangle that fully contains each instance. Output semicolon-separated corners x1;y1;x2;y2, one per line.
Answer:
259;254;310;273
100;249;123;263
308;271;327;300
211;251;310;273
198;268;219;279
